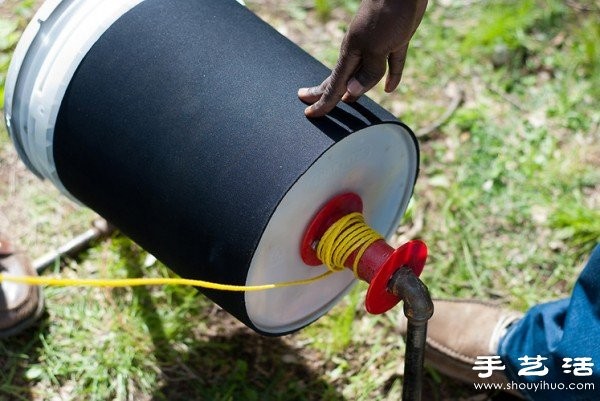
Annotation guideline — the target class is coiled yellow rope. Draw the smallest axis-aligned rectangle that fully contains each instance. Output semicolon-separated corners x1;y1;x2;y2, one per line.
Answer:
0;212;383;291
316;212;383;277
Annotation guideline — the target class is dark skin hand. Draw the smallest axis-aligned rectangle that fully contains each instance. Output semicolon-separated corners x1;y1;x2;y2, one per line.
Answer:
298;0;428;117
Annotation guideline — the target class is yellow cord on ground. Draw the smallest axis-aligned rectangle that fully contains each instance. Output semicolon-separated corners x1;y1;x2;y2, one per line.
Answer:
0;212;382;290
316;212;383;277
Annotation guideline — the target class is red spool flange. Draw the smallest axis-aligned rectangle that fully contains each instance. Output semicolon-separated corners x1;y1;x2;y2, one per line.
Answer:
300;192;363;266
365;239;427;314
301;193;428;314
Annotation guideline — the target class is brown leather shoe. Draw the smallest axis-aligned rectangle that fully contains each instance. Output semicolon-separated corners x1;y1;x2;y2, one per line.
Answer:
0;235;44;338
397;299;524;398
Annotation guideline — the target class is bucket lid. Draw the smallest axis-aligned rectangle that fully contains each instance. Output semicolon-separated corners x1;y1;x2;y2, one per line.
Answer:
245;122;419;334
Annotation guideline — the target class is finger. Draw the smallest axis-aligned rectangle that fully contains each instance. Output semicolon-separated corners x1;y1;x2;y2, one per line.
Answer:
304;50;361;118
340;78;363;103
298;77;330;104
385;44;408;93
341;55;387;103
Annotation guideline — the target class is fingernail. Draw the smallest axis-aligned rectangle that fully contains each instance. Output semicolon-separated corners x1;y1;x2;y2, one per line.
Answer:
298;88;309;97
347;78;364;97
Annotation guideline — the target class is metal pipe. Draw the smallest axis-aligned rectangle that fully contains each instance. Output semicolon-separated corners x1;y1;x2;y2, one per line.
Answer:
387;266;434;401
33;219;115;272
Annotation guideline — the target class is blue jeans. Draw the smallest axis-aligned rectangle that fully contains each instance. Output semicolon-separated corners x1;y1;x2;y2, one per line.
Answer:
499;244;600;400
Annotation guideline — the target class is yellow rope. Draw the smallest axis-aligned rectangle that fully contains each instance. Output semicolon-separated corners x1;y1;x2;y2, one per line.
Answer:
0;271;334;291
0;212;383;290
316;212;383;277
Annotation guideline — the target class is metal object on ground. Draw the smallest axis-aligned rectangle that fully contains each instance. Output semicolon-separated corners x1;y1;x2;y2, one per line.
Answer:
388;267;434;401
33;219;115;272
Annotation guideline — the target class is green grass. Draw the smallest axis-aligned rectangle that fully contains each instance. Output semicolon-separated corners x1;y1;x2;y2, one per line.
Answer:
395;0;599;309
1;0;599;400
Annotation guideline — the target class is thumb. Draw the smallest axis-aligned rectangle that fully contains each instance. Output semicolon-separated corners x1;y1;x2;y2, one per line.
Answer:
342;56;386;103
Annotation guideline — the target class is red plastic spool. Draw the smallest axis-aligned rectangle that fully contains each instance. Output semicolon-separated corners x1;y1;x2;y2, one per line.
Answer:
301;193;428;314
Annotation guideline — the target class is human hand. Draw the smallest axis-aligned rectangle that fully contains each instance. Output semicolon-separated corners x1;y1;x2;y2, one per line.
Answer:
298;0;427;117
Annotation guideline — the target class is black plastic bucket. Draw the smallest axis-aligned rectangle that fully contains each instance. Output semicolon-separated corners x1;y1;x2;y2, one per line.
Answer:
5;0;419;335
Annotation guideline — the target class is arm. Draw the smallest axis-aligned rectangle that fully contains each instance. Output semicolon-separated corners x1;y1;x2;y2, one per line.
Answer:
298;0;427;117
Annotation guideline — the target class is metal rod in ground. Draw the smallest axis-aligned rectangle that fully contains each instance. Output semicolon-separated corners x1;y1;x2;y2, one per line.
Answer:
387;267;434;401
33;219;115;272
402;320;428;401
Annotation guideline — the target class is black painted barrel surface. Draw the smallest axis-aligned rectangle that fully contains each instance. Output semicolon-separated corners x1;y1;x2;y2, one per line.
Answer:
52;0;414;335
